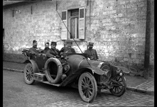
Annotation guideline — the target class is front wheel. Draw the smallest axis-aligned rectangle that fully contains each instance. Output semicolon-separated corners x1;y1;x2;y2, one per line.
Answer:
24;63;35;85
78;72;97;103
109;76;126;97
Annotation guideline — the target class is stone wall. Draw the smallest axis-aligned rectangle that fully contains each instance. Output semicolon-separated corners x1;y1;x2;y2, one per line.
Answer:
85;0;147;65
3;0;154;68
3;1;63;54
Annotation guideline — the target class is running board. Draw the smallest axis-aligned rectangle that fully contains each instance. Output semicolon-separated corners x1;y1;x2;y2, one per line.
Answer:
41;81;61;87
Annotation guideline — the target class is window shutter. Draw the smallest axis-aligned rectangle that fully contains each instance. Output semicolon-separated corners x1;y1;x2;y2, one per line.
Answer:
79;8;86;40
61;11;67;40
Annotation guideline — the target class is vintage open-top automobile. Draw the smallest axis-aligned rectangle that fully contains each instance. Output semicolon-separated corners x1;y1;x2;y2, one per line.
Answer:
22;48;126;103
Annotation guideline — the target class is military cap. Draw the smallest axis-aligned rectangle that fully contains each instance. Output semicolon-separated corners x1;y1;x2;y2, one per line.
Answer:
45;42;49;45
88;42;94;46
33;40;37;43
51;41;57;45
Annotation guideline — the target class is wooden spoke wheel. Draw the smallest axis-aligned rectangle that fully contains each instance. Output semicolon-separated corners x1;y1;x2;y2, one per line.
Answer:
109;76;126;97
24;63;35;85
78;72;97;103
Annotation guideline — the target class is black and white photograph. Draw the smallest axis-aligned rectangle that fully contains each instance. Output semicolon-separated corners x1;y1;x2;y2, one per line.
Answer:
3;0;154;106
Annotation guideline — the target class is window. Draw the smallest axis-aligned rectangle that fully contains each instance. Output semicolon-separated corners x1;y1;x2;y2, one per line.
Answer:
61;8;85;40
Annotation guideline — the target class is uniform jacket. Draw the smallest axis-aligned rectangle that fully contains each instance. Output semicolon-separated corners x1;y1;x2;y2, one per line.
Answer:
46;48;60;57
84;49;98;60
42;47;50;53
29;47;40;54
60;47;76;54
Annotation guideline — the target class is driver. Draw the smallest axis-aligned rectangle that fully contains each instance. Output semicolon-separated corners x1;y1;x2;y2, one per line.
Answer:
84;42;98;60
46;41;60;58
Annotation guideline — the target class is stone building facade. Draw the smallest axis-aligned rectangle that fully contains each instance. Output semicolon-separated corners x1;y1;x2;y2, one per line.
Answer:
3;0;154;67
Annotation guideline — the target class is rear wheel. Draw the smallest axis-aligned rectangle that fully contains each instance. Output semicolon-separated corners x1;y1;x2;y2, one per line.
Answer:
24;63;35;85
109;76;126;97
78;72;97;103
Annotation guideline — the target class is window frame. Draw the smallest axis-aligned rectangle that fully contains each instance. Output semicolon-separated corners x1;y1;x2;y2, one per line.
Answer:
69;9;79;40
61;7;86;41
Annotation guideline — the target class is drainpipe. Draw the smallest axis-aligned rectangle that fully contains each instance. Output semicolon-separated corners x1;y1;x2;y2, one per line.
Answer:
144;0;151;78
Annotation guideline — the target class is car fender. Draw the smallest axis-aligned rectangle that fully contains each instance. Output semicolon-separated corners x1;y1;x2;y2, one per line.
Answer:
60;63;104;86
86;66;105;75
23;59;39;73
77;60;105;75
77;66;104;75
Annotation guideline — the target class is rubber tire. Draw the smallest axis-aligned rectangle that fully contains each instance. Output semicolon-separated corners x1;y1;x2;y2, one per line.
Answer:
24;63;35;85
78;72;97;103
44;58;63;84
109;76;126;97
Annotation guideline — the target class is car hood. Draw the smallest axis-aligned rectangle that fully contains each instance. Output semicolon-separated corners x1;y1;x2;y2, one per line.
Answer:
77;59;107;74
80;59;111;68
66;54;117;75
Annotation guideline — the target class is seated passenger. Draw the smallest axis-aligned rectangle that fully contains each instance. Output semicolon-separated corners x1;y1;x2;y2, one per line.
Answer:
60;41;76;55
46;41;60;58
42;42;50;53
29;40;41;55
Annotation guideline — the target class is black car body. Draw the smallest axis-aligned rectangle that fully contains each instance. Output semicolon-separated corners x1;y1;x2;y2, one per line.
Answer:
22;49;126;103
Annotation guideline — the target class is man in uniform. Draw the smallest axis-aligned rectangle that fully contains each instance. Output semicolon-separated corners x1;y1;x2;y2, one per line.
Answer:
42;42;50;53
84;42;98;60
46;41;60;58
29;40;41;55
60;41;76;55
